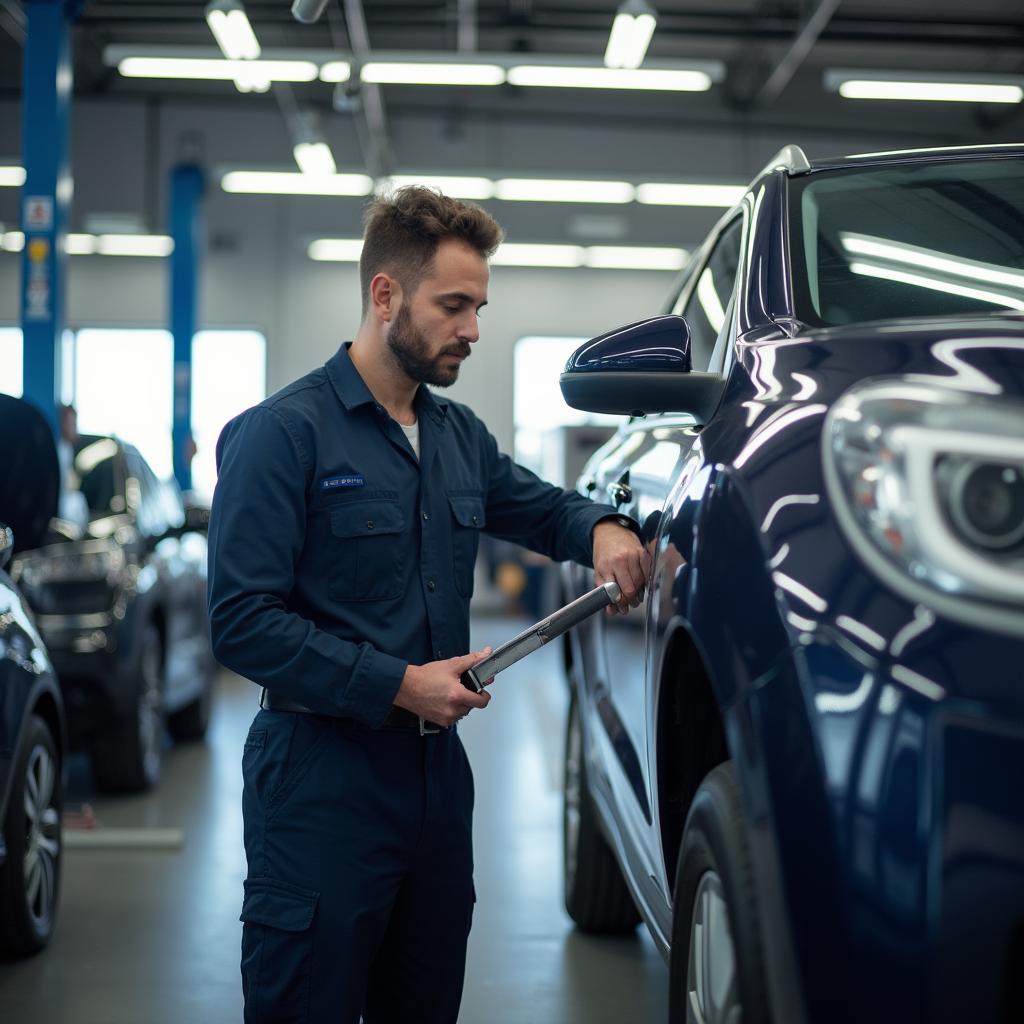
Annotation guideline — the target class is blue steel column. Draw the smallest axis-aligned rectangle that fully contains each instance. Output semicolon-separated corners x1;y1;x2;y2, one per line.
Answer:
169;165;205;492
19;0;78;437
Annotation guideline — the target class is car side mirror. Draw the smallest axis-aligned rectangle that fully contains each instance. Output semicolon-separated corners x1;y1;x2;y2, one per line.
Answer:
0;524;12;570
559;314;726;423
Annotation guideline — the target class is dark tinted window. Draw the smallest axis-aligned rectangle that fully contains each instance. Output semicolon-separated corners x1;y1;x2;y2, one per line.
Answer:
679;220;743;369
72;438;123;515
790;158;1024;327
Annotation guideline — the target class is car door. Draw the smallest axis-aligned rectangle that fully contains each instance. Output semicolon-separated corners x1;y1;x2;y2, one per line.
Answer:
586;217;746;902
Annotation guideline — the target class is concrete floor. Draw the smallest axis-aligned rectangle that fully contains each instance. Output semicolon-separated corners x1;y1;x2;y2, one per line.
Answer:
0;615;667;1023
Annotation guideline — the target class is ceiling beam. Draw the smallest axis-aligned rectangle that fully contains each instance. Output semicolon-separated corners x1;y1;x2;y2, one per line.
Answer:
744;0;842;110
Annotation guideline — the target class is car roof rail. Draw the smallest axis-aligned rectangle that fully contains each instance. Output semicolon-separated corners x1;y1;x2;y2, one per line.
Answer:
754;144;812;179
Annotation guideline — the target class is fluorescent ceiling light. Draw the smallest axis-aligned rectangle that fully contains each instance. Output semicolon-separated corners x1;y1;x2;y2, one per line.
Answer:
293;142;337;177
96;234;174;257
308;237;689;271
66;233;97;255
222;171;374;195
118;57;318;82
233;64;272;93
495;178;634;204
585;245;686;270
507;65;710;91
636;182;746;207
379;175;495;199
360;62;505;86
491;244;586;268
318;61;353;83
205;0;261;61
824;70;1023;104
309;238;363;262
841;80;1022;103
605;0;657;70
849;262;1024;311
1;231;24;251
0;166;26;187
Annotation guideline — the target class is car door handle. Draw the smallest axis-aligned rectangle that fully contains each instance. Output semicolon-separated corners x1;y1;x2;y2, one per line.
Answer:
606;481;633;507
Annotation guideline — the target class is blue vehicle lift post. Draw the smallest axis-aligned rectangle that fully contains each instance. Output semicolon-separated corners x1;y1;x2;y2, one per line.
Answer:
169;164;205;493
19;0;79;438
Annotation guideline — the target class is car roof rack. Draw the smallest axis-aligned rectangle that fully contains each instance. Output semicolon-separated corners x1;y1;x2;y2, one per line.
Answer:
754;145;812;180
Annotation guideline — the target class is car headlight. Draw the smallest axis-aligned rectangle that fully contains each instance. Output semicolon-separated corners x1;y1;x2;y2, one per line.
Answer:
12;539;127;588
822;379;1024;636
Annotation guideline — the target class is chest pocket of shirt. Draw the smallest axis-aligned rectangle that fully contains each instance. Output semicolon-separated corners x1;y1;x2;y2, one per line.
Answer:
329;500;405;602
448;493;485;598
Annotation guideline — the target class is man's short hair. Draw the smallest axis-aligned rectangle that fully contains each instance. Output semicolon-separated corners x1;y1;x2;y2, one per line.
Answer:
360;186;504;316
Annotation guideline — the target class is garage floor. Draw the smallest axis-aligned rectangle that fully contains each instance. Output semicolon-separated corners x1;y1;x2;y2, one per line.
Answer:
0;615;667;1023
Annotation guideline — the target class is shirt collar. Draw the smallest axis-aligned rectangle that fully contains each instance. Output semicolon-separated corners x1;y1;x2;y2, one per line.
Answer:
326;342;449;425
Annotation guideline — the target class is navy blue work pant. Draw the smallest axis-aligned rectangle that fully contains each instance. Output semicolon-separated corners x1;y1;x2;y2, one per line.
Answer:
239;709;476;1023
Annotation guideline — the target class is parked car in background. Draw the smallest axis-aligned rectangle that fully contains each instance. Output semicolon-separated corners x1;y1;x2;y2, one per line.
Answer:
11;433;216;793
0;395;67;956
559;144;1024;1024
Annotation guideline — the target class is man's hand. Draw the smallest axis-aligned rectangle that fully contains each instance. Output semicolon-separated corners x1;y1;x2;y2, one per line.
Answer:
394;648;494;727
592;520;652;615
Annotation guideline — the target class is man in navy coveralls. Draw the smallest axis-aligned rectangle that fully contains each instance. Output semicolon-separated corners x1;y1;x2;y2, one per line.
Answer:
208;187;650;1023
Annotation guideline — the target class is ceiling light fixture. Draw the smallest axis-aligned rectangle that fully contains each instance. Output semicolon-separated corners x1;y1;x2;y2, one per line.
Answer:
585;245;687;270
205;0;260;61
95;235;175;257
824;69;1024;104
1;231;24;251
0;167;26;187
117;57;318;83
604;0;657;70
359;62;505;86
636;182;746;207
377;175;495;199
291;0;331;24
507;65;711;91
289;111;337;176
494;178;635;204
318;61;353;83
222;171;374;195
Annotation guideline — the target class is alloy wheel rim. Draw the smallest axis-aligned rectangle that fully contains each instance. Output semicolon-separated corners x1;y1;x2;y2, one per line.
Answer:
23;742;60;929
686;870;741;1024
564;702;582;892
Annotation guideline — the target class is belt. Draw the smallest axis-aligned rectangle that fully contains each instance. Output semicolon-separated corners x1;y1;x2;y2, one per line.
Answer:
260;689;443;735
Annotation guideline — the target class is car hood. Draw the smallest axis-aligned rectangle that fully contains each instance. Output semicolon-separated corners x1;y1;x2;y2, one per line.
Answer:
740;314;1024;406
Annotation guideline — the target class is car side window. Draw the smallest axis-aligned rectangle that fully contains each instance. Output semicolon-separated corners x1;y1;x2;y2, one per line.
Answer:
679;219;744;371
126;450;169;537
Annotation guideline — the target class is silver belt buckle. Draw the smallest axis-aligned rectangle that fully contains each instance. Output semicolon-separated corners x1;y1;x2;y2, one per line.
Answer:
418;716;441;736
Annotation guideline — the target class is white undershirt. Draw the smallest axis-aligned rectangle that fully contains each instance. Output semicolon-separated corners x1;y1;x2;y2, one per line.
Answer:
400;419;420;459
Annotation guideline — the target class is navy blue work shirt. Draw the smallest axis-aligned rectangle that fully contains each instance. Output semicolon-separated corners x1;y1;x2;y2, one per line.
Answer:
208;343;621;728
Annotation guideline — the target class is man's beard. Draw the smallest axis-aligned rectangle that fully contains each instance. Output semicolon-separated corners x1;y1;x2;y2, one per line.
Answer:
386;303;470;388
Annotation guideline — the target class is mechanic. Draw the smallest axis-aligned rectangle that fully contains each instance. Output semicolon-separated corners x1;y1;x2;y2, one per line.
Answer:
207;185;651;1024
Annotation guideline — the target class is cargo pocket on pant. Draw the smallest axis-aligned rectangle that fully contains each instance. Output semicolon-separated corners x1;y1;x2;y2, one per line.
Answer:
240;877;319;1024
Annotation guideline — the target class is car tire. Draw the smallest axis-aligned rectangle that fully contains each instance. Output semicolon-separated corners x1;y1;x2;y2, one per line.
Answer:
0;714;62;957
668;761;769;1024
563;689;641;933
91;624;164;793
167;671;214;743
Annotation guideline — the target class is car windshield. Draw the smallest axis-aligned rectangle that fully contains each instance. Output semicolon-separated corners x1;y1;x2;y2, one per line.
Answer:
789;157;1024;328
71;437;122;515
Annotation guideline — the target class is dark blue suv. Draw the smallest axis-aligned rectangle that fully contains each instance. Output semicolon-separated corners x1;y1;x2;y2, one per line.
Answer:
558;144;1024;1024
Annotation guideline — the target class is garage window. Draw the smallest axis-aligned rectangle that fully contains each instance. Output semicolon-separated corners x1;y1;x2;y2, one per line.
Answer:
514;336;619;486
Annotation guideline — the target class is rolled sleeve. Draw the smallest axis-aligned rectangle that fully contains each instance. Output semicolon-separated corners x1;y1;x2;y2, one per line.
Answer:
207;405;406;727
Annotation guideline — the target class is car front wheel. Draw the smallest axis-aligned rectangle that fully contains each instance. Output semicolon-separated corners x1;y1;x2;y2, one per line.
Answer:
0;714;62;956
563;689;640;933
669;761;769;1024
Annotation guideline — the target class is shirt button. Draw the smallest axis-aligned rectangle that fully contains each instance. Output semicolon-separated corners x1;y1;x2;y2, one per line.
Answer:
426;580;436;592
472;515;479;525
366;521;374;530
422;512;430;521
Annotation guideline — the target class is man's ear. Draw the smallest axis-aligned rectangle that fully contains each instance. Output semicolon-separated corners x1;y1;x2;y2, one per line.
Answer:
369;272;402;322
